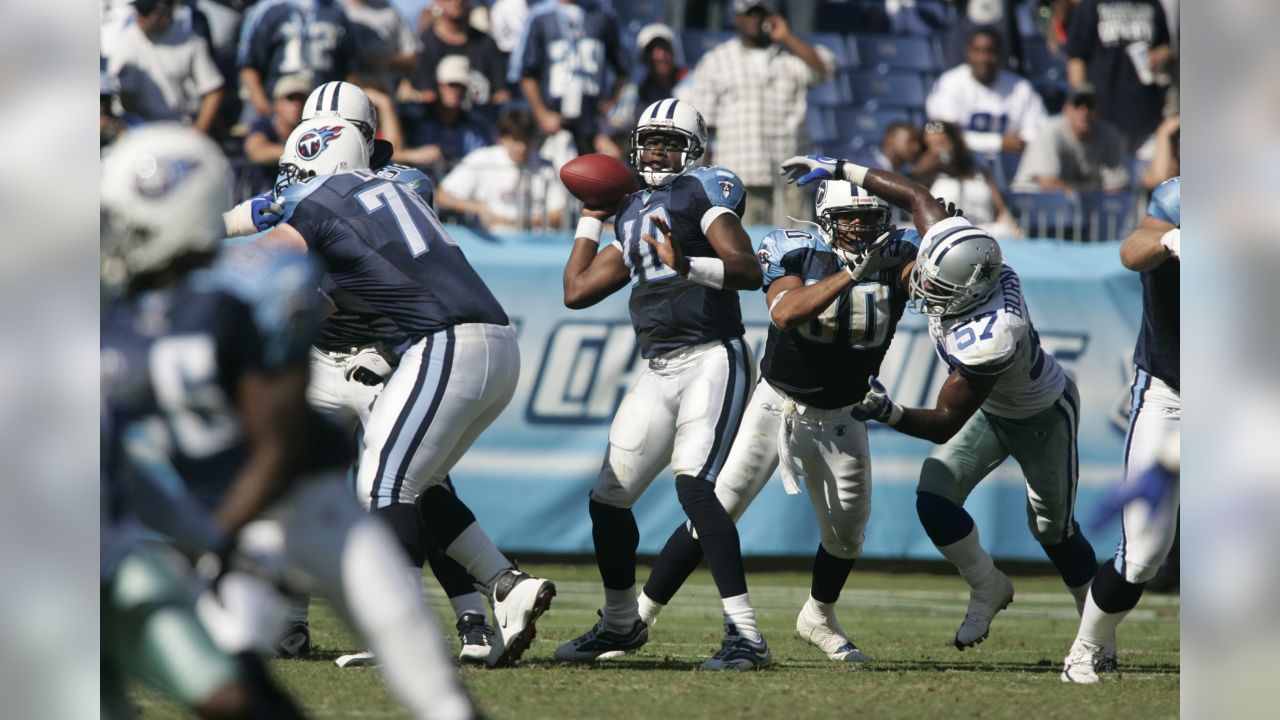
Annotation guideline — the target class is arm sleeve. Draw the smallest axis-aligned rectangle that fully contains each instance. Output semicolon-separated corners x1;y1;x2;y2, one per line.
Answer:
1147;177;1180;225
803;45;836;86
602;11;631;77
947;315;1020;378
1065;0;1097;61
190;37;225;95
396;13;422;54
238;5;274;71
1010;131;1060;188
1151;1;1172;47
439;157;479;199
1014;79;1049;141
507;14;542;84
925;72;958;122
688;168;746;233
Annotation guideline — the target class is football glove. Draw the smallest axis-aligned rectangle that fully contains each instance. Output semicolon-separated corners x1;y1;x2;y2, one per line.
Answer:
840;231;894;282
937;197;965;217
849;375;904;425
250;193;285;230
1160;228;1180;260
779;155;844;186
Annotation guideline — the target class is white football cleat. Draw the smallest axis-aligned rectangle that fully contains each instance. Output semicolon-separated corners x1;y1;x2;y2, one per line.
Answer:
796;603;870;663
334;650;378;668
1061;638;1104;683
488;570;556;667
954;569;1014;649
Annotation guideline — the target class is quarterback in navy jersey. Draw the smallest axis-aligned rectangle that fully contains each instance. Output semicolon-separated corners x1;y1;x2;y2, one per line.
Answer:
636;180;920;663
559;98;769;670
1061;177;1180;683
258;117;557;669
782;153;1100;658
100;125;477;720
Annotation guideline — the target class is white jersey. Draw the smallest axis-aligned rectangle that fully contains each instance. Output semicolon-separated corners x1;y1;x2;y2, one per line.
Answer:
925;65;1048;155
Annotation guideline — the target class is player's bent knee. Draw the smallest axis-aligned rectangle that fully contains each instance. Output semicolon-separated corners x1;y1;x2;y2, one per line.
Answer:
819;536;862;561
676;475;734;537
587;487;635;510
1122;560;1161;585
915;458;968;505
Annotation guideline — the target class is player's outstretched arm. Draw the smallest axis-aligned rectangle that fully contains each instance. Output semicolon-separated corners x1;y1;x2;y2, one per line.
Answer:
780;156;950;237
852;370;995;444
767;269;853;331
1120;215;1178;271
564;207;631;309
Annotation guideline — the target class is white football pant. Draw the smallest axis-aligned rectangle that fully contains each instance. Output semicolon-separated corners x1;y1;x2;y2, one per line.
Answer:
712;380;872;559
307;347;382;436
358;324;518;509
1114;369;1180;584
592;338;753;508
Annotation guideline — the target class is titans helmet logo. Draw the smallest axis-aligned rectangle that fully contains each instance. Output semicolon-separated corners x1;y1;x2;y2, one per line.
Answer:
296;125;345;161
134;155;202;198
815;180;828;207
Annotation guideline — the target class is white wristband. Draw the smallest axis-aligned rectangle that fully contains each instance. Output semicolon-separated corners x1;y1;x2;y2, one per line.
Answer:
886;403;904;426
685;256;725;289
840;161;869;187
1160;228;1180;260
576;216;604;243
223;200;257;237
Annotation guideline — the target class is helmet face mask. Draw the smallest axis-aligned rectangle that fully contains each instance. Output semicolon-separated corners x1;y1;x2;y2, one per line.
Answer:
813;180;894;264
630;99;707;187
907;233;1003;317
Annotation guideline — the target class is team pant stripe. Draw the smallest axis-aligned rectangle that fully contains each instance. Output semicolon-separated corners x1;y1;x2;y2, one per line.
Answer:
389;328;455;501
1115;369;1152;575
1054;388;1081;543
370;335;434;505
696;337;749;481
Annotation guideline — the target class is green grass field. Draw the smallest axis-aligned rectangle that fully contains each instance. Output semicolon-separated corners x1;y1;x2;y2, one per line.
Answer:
133;563;1179;719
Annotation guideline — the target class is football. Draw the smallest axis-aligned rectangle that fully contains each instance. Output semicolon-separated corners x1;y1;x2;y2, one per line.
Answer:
559;153;641;208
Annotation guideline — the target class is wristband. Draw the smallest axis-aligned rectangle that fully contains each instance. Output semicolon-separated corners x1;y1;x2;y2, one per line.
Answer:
839;161;869;187
576;216;604;242
685;256;725;289
886;403;904;426
223;202;256;237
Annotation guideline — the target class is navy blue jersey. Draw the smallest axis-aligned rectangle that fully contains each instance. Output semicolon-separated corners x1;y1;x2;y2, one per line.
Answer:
507;0;630;122
282;170;508;340
1135;176;1179;390
757;228;919;408
237;0;357;97
101;246;339;509
611;167;747;358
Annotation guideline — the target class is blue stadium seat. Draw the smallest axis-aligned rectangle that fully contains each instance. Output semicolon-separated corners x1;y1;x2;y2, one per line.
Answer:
804;32;854;69
975;150;1024;188
833;108;911;148
1021;37;1068;84
848;71;928;109
1006;191;1076;240
680;30;733;68
1077;191;1139;242
852;34;940;73
808;72;851;107
807;108;836;145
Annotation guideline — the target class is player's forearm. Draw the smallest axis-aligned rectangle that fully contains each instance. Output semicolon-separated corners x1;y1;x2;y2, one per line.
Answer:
720;253;763;290
1120;227;1175;271
890;406;969;444
239;67;271;115
244;135;285;164
853;166;948;232
782;34;829;78
770;273;853;331
520;78;550;114
192;88;222;134
563;238;610;309
1067;58;1087;87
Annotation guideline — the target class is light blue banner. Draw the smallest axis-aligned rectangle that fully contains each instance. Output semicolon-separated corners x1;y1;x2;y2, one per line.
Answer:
446;227;1144;562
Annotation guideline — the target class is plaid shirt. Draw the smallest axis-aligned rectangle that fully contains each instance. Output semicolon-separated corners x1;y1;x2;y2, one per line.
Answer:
680;39;834;187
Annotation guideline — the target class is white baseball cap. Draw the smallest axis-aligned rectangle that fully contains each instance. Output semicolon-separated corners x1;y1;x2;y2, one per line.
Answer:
436;55;471;87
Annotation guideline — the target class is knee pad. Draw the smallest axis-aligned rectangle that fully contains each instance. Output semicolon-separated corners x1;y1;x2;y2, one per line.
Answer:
676;475;734;538
916;492;975;546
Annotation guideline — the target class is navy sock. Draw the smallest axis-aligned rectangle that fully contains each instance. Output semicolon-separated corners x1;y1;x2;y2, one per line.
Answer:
1091;560;1146;614
589;496;639;590
416;477;477;549
374;502;428;568
916;491;975;546
643;522;704;605
676;475;747;599
1040;523;1098;589
414;479;480;596
811;545;856;604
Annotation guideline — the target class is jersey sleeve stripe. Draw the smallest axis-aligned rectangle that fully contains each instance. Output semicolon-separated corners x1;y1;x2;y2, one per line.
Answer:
958;350;1019;377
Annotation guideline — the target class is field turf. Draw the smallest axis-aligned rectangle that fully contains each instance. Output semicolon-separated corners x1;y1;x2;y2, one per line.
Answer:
131;562;1179;719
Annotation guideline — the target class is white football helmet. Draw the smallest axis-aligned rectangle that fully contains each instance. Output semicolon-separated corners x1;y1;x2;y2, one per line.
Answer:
630;98;707;187
814;180;893;262
302;81;377;154
909;228;1002;317
275;117;371;195
100;124;232;288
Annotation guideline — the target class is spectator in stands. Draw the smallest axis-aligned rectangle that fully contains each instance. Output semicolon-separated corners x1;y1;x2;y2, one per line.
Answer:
107;0;224;133
237;0;357;120
914;121;1021;239
1011;85;1129;193
395;55;496;173
341;0;421;96
852;121;922;176
1140;114;1179;191
926;28;1047;156
100;71;127;148
941;0;1024;74
682;0;834;226
509;0;631;157
436;107;568;232
411;0;511;111
600;23;690;159
242;73;310;190
1066;0;1173;153
488;0;530;56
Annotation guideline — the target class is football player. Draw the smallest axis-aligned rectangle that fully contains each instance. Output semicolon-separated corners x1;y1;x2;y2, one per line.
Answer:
255;117;556;668
780;154;1102;654
636;180;920;663
1061;177;1180;683
225;81;500;665
557;98;768;670
101;125;477;720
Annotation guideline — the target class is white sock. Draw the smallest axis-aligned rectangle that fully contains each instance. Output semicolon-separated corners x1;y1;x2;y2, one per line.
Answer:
804;594;836;621
937;526;997;587
723;593;761;642
444;522;512;592
603;585;640;631
638;591;664;628
449;592;487;621
1068;580;1092;616
1076;589;1128;648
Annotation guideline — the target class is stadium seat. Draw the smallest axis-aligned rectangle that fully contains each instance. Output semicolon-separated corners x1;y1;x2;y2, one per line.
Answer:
808;73;851;107
806;108;836;145
1006;191;1076;240
833;108;911;150
1021;37;1068;85
1077;191;1139;242
680;30;733;68
852;34;940;73
848;71;928;109
804;32;855;69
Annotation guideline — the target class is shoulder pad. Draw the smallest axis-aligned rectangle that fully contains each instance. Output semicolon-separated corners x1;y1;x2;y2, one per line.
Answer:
689;166;745;211
1147;176;1180;227
376;163;435;199
940;300;1023;376
278;174;331;222
883;227;921;262
757;228;827;287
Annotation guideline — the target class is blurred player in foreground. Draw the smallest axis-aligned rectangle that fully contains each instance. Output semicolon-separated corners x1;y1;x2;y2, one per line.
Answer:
558;98;769;670
780;154;1102;657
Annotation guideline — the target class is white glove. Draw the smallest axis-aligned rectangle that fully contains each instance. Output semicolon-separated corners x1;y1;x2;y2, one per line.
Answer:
343;347;394;386
779;155;843;186
1160;228;1180;260
839;231;893;282
849;375;904;426
223;193;284;236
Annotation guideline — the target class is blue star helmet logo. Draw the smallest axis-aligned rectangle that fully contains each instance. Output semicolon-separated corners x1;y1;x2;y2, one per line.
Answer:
135;155;202;198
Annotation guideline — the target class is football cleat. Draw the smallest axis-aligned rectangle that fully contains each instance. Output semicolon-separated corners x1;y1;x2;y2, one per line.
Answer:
1060;638;1104;684
701;622;771;671
1096;637;1119;673
488;570;556;667
796;604;871;663
276;621;311;659
334;650;378;668
554;612;649;662
954;569;1015;650
456;612;494;665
